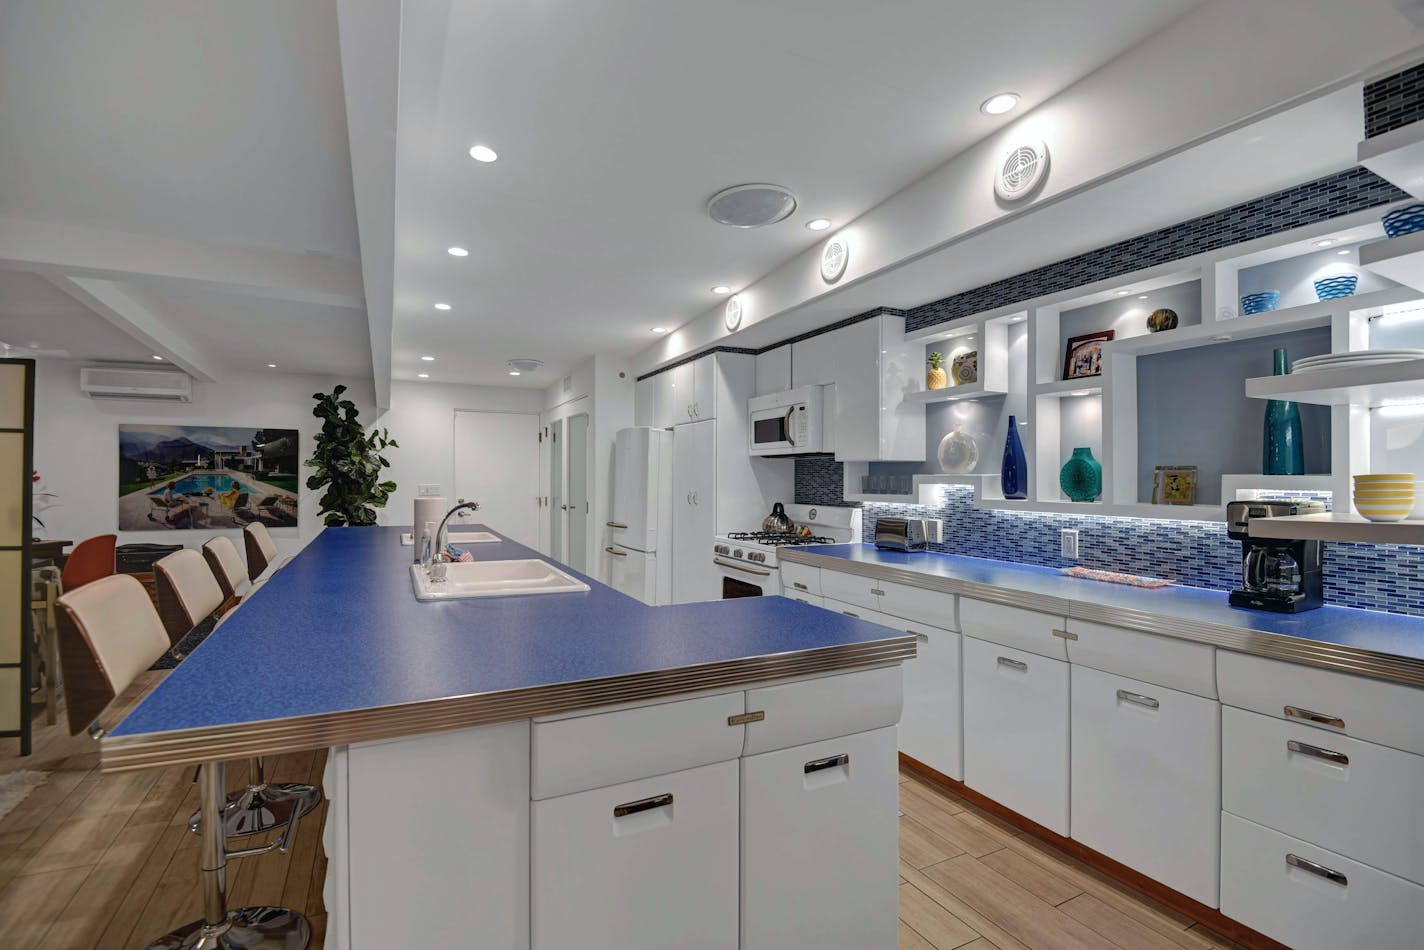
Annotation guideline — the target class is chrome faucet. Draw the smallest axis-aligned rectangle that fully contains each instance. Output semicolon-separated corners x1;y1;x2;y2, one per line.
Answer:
427;501;481;581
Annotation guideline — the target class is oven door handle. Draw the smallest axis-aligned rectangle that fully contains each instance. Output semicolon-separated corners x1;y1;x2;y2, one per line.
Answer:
713;557;772;577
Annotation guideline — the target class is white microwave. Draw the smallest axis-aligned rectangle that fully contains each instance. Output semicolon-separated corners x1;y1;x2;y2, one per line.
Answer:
748;385;827;456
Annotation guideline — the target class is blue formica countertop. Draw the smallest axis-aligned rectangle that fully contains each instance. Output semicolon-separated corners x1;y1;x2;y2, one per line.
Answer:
100;527;914;772
781;544;1424;687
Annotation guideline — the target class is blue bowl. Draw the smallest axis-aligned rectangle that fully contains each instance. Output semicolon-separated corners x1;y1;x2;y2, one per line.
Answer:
1382;203;1424;238
1240;291;1281;315
1314;274;1358;301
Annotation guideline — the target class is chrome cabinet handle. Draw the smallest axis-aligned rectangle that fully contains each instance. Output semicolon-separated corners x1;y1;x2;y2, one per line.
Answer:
804;753;849;774
604;546;627;558
1052;628;1078;641
841;610;860;618
1286;853;1347;886
1287;739;1349;766
792;581;809;591
870;587;886;596
686;492;693;505
997;656;1027;672
606;521;628;529
614;793;673;818
694;401;701;416
713;557;771;577
1285;706;1345;729
1116;689;1159;710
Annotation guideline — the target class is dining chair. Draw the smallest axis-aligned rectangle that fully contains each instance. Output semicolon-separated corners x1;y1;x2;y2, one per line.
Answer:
59;533;117;591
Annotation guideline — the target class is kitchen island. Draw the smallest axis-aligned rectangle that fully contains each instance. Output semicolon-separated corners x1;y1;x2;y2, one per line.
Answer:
103;526;915;948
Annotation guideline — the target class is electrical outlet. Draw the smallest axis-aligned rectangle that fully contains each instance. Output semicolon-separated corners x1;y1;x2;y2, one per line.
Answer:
418;484;442;497
1060;529;1079;560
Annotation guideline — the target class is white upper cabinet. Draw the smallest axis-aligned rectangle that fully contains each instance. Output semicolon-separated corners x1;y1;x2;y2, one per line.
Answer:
755;345;792;395
633;376;654;428
691;356;717;422
650;355;721;427
791;312;924;461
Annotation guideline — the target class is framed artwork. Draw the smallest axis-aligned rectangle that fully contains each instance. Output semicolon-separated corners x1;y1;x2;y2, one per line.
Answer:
1152;465;1199;505
1063;330;1114;380
118;425;299;530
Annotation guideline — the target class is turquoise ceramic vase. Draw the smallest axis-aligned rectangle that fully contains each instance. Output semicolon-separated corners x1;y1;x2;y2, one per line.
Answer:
1001;415;1028;500
1059;447;1102;502
1263;348;1304;476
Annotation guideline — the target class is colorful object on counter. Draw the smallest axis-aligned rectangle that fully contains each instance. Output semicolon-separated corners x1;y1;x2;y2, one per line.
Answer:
1313;274;1358;301
1382;203;1424;238
951;350;978;386
937;423;979;474
1263;347;1304;476
1146;308;1178;333
1001;415;1028;500
446;546;475;563
926;351;947;390
1058;447;1102;502
1239;291;1280;315
1060;566;1172;588
1352;473;1417;523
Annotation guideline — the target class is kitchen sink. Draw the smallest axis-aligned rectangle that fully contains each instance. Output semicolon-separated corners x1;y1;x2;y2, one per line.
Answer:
409;559;590;601
400;530;503;546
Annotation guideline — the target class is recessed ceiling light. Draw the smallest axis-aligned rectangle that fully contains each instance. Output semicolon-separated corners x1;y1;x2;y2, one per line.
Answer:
1116;290;1131;297
447;246;469;257
1312;238;1335;248
652;326;668;334
509;370;521;376
468;144;498;163
417;373;430;379
267;363;277;369
508;359;543;374
1138;294;1149;300
980;92;1020;115
805;218;832;231
151;354;164;360
1070;390;1092;397
1337;248;1351;255
1009;316;1025;323
711;285;732;295
433;302;452;311
420;355;435;361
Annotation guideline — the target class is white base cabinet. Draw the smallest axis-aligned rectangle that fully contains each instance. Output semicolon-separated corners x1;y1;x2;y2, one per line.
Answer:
1070;665;1221;906
741;726;900;950
898;619;963;781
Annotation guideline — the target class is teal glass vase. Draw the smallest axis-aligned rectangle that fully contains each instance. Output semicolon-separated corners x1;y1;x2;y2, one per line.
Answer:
1263;348;1304;476
1059;447;1102;502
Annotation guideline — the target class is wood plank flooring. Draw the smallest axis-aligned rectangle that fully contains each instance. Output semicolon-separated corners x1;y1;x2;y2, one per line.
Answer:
3;685;1246;949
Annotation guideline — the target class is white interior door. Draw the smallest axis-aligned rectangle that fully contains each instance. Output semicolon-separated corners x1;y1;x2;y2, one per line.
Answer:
549;419;563;561
566;413;589;573
453;410;540;548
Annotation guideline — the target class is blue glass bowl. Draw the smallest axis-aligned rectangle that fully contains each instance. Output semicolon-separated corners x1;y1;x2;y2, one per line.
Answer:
1314;275;1358;301
1240;291;1281;315
1382;203;1424;238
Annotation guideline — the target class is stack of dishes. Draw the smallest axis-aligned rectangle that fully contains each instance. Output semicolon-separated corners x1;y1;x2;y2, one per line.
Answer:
1353;473;1419;522
1290;349;1424;374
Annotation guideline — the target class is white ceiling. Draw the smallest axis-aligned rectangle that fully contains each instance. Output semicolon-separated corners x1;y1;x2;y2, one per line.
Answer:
384;0;1204;386
0;272;153;362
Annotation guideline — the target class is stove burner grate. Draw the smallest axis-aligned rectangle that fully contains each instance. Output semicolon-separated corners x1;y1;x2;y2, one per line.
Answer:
726;531;836;547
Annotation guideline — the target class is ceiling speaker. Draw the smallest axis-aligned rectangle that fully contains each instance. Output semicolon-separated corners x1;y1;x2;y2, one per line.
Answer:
994;140;1050;202
707;183;797;228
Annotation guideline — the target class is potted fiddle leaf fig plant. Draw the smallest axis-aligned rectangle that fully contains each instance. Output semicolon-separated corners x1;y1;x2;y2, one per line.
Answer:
305;385;398;526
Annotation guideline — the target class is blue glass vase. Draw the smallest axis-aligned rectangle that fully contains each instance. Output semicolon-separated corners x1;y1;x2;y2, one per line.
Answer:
1001;415;1028;499
1263;348;1304;476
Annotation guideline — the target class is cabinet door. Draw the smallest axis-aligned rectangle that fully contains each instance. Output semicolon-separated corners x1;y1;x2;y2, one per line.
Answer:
532;760;739;950
634;377;654;428
820;567;883;611
691;355;717;421
653;369;678;429
672;420;717;603
1070;665;1221;906
961;636;1069;835
669;361;695;424
741;727;899;950
899;619;963;781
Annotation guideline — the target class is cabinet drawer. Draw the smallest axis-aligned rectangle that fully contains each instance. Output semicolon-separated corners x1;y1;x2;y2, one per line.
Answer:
961;636;1069;835
784;591;824;608
1221;812;1424;950
779;561;821;597
744;666;903;756
1222;705;1424;885
1066;619;1216;698
823;598;891;626
959;597;1067;660
1218;651;1424;756
877;579;957;630
532;760;739;950
820;568;883;611
1070;665;1221;906
532;690;746;800
899;619;962;781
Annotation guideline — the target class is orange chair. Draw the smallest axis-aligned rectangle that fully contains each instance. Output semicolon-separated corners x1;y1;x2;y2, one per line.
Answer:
59;534;117;592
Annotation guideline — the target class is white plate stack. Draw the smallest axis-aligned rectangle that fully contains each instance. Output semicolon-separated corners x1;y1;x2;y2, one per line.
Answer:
1353;474;1419;522
1291;350;1424;374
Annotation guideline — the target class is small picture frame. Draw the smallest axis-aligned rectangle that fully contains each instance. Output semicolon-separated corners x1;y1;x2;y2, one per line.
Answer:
1063;330;1114;380
1152;465;1198;505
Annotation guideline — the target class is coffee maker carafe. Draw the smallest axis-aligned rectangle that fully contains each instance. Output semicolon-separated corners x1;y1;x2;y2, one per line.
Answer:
1226;500;1325;613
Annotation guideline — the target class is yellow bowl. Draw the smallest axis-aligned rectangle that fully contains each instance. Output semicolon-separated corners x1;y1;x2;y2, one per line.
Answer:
1354;473;1417;484
1354;487;1417;496
1357;509;1414;523
1354;501;1414;514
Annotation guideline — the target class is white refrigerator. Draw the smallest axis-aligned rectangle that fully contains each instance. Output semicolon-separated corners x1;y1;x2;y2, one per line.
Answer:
605;427;673;604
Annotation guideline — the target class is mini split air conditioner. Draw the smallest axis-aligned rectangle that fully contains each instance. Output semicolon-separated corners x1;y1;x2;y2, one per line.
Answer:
80;365;193;402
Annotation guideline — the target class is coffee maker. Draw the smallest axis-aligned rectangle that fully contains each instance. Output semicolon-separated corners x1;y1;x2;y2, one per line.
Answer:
1226;500;1325;612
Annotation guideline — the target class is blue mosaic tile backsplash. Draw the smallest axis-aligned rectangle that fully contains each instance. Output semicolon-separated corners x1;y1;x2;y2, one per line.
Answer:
861;488;1424;617
1365;59;1424;138
794;454;854;508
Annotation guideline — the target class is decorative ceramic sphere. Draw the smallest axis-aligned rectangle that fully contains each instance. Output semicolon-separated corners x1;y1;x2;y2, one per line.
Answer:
937;424;978;474
1146;308;1178;333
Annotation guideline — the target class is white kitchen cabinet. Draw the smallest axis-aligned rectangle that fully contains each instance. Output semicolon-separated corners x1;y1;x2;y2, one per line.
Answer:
790;312;924;461
877;580;956;630
320;747;350;950
959;597;1068;660
820;569;883;611
691;355;717;421
898;617;963;781
672;419;717;603
741;727;900;950
755;345;791;395
653;366;679;430
779;561;821;597
1064;618;1216;698
744;664;903;756
669;361;695;423
634;376;654;428
961;635;1070;835
531;760;739;950
1070;665;1221;906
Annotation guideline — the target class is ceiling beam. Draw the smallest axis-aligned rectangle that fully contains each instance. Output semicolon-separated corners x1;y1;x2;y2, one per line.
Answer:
45;275;220;382
0;215;365;310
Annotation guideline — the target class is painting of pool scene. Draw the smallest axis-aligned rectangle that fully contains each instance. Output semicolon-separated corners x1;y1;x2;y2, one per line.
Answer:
118;425;300;531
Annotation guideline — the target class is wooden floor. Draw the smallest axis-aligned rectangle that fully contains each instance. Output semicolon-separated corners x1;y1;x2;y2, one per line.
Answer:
2;683;1247;950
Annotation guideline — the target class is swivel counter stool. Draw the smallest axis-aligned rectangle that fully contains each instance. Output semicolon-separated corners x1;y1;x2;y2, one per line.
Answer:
55;575;313;949
242;521;289;583
154;549;322;844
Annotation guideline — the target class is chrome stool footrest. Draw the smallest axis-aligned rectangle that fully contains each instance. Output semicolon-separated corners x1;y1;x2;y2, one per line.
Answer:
188;781;323;841
147;905;311;949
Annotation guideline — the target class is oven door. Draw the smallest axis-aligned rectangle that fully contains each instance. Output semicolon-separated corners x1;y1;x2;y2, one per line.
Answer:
749;405;797;455
714;555;776;598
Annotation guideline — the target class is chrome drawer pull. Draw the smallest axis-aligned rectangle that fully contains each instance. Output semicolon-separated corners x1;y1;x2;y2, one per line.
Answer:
1116;689;1159;710
804;753;849;774
1287;739;1349;766
1284;706;1345;729
870;588;886;596
841;611;859;618
604;546;627;557
1052;628;1079;641
792;581;809;591
1286;853;1347;887
727;711;765;726
614;793;673;818
997;656;1028;672
605;521;628;529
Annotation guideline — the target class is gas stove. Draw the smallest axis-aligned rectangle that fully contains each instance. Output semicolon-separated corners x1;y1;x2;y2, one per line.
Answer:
724;531;839;547
713;504;862;580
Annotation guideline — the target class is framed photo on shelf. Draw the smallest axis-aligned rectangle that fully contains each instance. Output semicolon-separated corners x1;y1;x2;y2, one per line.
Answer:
1152;465;1198;505
1063;330;1114;380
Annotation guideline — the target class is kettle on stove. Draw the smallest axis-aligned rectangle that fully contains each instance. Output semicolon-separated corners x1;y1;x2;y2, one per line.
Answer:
761;502;793;534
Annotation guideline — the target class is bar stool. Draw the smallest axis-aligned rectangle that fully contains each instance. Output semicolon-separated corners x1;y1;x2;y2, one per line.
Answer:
56;575;313;949
154;549;229;647
202;536;253;602
241;522;289;583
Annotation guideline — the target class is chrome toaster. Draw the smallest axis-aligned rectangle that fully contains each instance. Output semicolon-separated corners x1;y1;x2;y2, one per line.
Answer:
873;517;928;552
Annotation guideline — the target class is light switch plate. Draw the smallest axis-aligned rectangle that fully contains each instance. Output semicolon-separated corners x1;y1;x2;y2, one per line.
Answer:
1060;529;1079;560
418;484;442;497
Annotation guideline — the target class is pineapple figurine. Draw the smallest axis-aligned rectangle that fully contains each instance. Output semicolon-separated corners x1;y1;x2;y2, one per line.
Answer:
927;351;948;390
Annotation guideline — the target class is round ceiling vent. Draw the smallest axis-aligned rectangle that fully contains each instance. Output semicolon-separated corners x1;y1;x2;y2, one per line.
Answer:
724;295;744;331
507;359;543;374
994;140;1050;202
706;183;797;228
820;235;849;284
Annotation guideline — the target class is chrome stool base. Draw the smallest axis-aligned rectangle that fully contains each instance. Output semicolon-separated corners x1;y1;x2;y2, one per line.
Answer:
147;905;310;949
188;782;323;838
